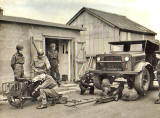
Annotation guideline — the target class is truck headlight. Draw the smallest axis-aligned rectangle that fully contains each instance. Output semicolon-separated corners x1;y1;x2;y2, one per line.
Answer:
124;56;130;61
97;57;101;62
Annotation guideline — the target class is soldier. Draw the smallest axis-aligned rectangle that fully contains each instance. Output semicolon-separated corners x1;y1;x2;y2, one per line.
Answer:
79;72;94;95
47;43;61;86
32;49;51;76
33;73;59;109
11;44;25;81
154;51;160;104
101;79;111;96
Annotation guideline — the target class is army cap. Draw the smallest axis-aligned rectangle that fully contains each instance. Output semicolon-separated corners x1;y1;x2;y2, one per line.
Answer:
37;49;44;57
50;43;56;48
16;44;24;50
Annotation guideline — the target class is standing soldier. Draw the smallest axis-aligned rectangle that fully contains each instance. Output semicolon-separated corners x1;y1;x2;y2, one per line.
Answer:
11;44;25;81
47;43;61;86
32;49;51;76
154;51;160;104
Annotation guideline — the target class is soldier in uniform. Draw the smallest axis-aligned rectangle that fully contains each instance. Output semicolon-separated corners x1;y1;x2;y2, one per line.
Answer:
33;73;59;109
47;43;61;86
32;49;51;76
11;44;25;81
154;51;160;104
79;72;94;95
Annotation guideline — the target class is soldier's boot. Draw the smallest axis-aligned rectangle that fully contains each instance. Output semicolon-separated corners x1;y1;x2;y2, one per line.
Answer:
51;100;56;106
80;90;86;95
155;98;160;104
57;81;61;87
155;92;160;104
36;104;47;109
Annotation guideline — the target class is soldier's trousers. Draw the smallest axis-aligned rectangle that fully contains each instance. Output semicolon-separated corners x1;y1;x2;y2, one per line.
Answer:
39;88;59;105
13;64;24;81
50;66;60;83
157;71;160;97
79;84;94;94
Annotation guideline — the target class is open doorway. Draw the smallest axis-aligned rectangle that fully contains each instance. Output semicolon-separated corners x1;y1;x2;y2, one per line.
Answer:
45;38;70;81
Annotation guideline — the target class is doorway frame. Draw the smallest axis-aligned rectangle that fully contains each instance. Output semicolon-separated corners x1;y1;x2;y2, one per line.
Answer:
42;35;74;81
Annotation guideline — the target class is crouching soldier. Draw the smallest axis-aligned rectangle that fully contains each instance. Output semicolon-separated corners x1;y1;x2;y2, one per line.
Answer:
101;79;111;96
79;72;94;95
11;44;25;81
33;73;59;109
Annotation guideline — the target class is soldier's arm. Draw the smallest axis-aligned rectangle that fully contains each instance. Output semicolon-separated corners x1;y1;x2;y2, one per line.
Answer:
57;51;59;64
45;57;51;70
31;58;37;72
11;55;16;69
80;77;90;86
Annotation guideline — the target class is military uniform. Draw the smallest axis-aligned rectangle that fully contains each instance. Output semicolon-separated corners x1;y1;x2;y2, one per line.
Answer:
11;52;25;81
79;72;94;95
35;74;59;109
32;56;50;76
47;49;60;85
154;51;160;104
101;79;111;96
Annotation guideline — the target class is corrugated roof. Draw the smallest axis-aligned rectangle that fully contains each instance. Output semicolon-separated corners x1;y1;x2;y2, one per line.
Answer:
67;7;156;35
0;15;84;31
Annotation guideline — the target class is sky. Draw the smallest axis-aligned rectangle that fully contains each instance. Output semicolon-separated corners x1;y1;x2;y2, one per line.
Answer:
0;0;160;39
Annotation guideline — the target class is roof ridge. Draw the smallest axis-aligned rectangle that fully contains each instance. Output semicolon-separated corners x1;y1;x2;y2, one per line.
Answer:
85;7;126;18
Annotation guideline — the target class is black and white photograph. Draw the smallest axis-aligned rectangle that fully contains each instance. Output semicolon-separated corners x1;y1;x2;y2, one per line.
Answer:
0;0;160;118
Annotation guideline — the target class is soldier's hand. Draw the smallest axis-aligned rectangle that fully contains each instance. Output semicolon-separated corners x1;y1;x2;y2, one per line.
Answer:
35;87;39;92
33;69;38;72
89;83;94;86
32;91;36;96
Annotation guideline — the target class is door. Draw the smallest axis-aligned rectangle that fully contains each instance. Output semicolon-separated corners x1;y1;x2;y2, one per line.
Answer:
58;40;69;78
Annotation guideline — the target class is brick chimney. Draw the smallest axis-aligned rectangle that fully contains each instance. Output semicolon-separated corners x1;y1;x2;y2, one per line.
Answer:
0;8;3;16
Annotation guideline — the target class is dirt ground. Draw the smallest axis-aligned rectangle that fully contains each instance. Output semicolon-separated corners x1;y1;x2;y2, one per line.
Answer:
0;90;160;118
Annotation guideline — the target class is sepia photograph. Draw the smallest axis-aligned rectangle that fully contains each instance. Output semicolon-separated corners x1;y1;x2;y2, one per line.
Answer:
0;0;160;118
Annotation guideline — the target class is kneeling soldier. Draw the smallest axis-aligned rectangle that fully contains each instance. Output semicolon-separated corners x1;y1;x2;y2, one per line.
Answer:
79;72;94;95
33;74;59;109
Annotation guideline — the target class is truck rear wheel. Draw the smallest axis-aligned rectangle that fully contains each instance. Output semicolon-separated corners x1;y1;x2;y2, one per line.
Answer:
134;68;150;95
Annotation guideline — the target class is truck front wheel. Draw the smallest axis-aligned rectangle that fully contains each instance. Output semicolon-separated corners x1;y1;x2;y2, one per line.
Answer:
134;68;150;95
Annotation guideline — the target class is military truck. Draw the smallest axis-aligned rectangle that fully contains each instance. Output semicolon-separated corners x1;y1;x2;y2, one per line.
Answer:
91;39;160;95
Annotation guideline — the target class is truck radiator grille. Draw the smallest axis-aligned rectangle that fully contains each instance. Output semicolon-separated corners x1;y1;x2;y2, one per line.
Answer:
104;56;122;61
97;62;123;71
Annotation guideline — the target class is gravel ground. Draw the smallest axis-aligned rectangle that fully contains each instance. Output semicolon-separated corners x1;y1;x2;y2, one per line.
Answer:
0;89;160;118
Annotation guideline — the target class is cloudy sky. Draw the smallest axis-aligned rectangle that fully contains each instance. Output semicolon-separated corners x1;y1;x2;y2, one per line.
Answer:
0;0;160;39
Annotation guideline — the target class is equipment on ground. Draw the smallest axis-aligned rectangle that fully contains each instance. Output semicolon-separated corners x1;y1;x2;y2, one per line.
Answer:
1;78;65;109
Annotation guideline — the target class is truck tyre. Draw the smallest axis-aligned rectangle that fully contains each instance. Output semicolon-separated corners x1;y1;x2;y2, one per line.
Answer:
92;75;102;90
134;68;150;95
